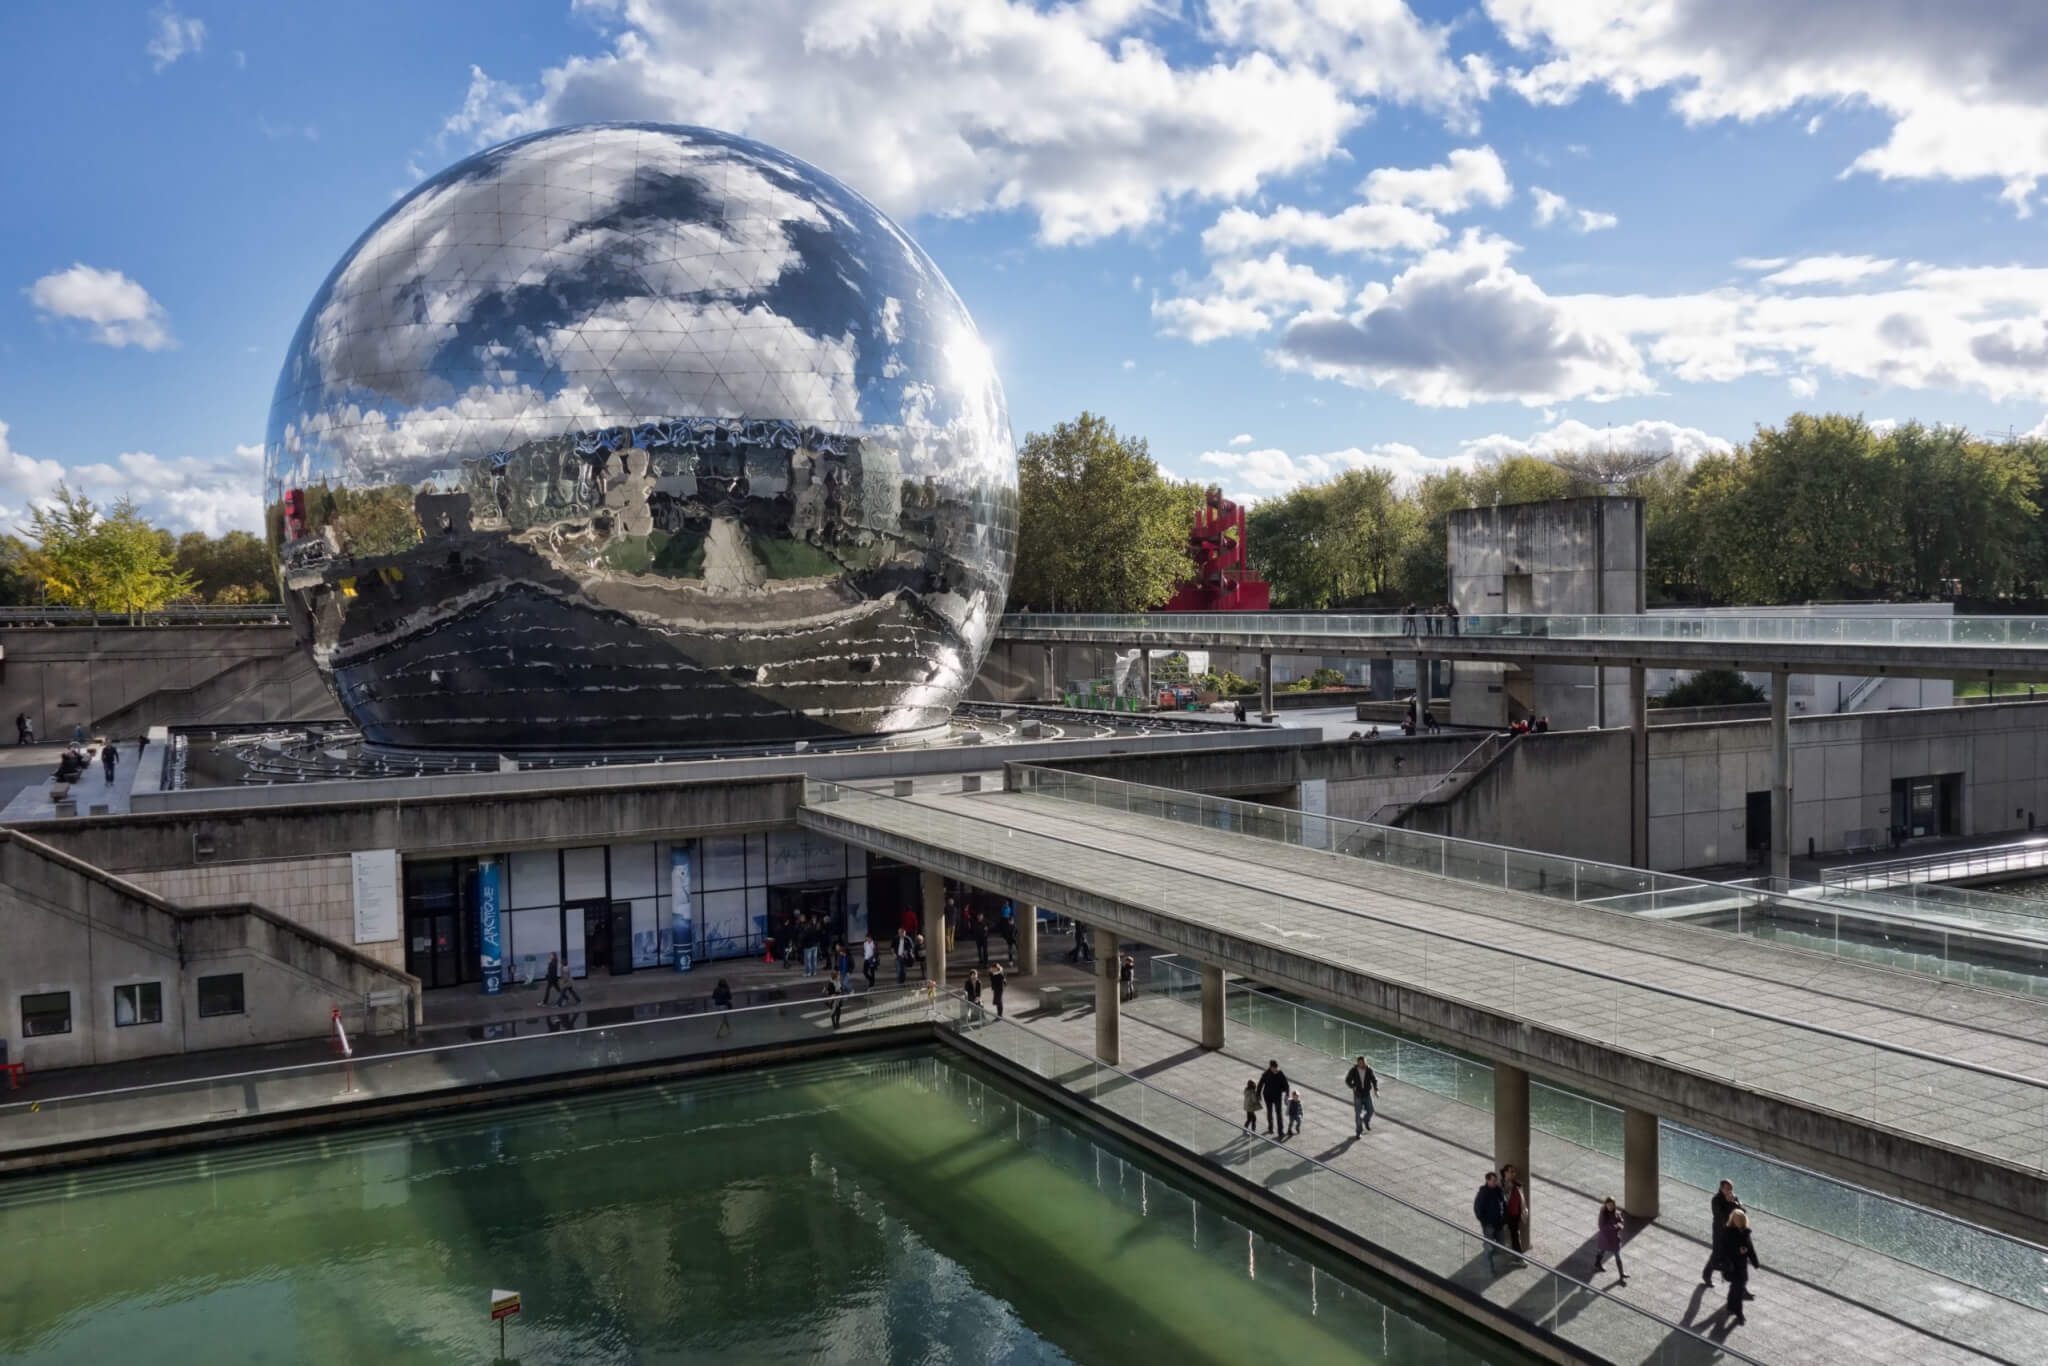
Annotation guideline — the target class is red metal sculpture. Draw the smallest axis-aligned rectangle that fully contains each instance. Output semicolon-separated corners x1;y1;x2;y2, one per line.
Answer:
1161;487;1270;612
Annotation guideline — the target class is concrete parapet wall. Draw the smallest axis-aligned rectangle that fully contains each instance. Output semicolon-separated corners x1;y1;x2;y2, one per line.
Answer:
129;856;381;968
1398;730;1633;865
0;829;417;1070
0;625;320;738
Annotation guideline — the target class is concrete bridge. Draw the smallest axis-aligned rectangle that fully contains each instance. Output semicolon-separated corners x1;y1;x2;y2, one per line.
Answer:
801;770;2048;1244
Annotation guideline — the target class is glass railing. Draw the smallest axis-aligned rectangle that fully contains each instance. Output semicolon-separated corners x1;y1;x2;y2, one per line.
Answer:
1008;765;2048;996
1148;955;2048;1315
1821;837;2048;890
807;777;2048;1171
0;985;937;1160
939;999;1764;1366
1001;610;2048;650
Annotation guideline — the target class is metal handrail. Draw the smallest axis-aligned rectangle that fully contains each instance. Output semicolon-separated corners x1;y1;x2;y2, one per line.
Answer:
942;998;1771;1366
0;605;287;626
811;778;2048;1119
1822;837;2048;889
1000;609;2048;650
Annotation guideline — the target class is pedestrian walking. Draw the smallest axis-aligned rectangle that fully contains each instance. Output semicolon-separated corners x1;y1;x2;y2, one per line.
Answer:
541;951;570;1005
1717;1209;1760;1325
1473;1172;1508;1273
1285;1089;1304;1137
102;743;119;783
1701;1181;1743;1285
1446;603;1460;636
14;712;30;745
999;910;1016;965
1500;1164;1527;1253
1233;699;1246;724
895;926;913;985
837;943;852;992
989;963;1006;1017
1259;1060;1289;1137
822;978;843;1028
1242;1078;1260;1131
1401;603;1417;636
712;977;734;1037
1343;1055;1379;1134
1592;1197;1627;1283
965;968;982;1008
972;913;990;967
1119;953;1136;1001
862;932;878;988
802;918;820;976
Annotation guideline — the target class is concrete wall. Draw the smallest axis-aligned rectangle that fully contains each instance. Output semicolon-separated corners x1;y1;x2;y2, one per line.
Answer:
129;856;383;968
0;829;416;1070
0;625;332;738
1446;497;1644;731
1398;729;1634;864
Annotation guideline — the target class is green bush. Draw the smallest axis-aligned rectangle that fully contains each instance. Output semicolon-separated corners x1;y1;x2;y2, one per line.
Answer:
1655;668;1766;708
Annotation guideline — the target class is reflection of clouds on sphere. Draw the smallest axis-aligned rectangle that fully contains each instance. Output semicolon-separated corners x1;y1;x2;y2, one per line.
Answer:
265;124;1017;751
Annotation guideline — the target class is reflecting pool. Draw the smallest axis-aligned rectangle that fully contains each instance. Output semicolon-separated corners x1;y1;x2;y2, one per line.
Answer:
0;1050;1528;1365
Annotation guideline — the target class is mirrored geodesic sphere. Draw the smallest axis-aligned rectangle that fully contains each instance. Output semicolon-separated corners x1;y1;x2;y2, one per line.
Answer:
264;123;1017;751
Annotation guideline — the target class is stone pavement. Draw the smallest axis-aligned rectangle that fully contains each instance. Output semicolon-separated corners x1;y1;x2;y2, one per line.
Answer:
1012;990;2043;1366
0;737;139;821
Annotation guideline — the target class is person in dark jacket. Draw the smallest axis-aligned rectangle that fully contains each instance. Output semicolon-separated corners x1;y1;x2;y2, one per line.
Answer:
822;978;843;1028
1344;1055;1380;1135
964;968;982;1008
711;977;734;1037
971;913;990;967
1473;1171;1508;1273
1717;1209;1760;1324
102;743;119;783
1701;1181;1743;1285
1592;1196;1626;1283
989;963;1006;1017
1258;1060;1290;1137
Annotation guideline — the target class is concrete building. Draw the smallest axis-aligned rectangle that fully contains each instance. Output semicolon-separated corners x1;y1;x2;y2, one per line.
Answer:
1446;496;1644;730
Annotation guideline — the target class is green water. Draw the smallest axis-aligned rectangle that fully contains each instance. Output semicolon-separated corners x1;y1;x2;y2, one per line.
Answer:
0;1050;1527;1365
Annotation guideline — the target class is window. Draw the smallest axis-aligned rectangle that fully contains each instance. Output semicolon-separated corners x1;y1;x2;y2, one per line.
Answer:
114;981;163;1027
22;991;71;1037
197;973;245;1018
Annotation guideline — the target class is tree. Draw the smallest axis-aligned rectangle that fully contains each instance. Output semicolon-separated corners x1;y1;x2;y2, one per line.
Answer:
24;484;198;618
1655;668;1766;708
174;528;279;603
1886;422;2035;597
1008;413;1194;612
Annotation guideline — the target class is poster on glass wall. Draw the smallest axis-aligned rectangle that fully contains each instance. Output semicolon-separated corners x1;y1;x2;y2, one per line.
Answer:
670;845;695;972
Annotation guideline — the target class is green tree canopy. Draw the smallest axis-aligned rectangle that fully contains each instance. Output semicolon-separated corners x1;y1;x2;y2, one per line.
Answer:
1008;413;1196;611
23;484;198;617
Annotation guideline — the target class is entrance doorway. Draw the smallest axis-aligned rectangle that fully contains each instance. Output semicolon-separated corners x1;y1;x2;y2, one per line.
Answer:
573;898;636;976
1745;791;1772;861
405;857;480;989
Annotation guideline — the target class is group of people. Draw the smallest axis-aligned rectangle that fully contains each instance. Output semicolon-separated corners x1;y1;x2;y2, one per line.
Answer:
1401;603;1460;636
961;964;1008;1016
1505;716;1551;736
1237;1054;1382;1141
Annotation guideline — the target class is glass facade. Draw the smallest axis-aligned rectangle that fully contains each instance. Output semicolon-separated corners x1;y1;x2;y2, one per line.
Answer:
264;123;1018;751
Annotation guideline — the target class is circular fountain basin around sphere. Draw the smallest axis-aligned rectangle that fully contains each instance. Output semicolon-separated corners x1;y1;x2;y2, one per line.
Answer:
264;123;1017;751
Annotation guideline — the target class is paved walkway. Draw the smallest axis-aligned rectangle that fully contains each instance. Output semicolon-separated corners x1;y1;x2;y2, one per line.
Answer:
810;785;2048;1184
0;738;140;820
1013;990;2042;1366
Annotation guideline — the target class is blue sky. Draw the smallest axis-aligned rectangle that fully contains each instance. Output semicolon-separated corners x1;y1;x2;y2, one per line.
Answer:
5;0;2048;533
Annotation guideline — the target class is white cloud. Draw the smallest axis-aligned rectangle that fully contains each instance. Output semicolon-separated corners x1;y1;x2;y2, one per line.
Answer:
1204;201;1448;258
147;5;205;71
1121;358;1137;370
1734;256;1788;271
1359;146;1513;213
436;1;1474;245
1229;432;1254;446
2024;414;2048;441
1760;254;1896;287
1487;0;2048;215
1530;185;1616;232
1197;441;1445;495
1153;251;1351;343
1788;374;1819;397
0;425;261;536
1456;416;1735;464
1273;232;1652;406
27;264;174;350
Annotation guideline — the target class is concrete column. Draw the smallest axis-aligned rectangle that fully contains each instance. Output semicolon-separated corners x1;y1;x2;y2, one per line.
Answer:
1771;669;1792;881
1095;928;1121;1064
1017;903;1039;976
1140;648;1152;705
1259;651;1275;722
921;869;947;989
1629;665;1649;869
1624;1108;1661;1221
1199;962;1225;1050
1494;1064;1531;1241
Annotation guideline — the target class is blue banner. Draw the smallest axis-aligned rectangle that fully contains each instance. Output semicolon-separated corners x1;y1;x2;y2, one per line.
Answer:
670;846;694;972
478;858;503;994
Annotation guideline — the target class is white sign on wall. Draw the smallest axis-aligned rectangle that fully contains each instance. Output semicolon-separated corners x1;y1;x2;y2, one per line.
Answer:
351;848;401;944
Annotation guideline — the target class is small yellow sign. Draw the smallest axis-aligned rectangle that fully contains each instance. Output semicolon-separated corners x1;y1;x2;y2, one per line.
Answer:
491;1289;521;1321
